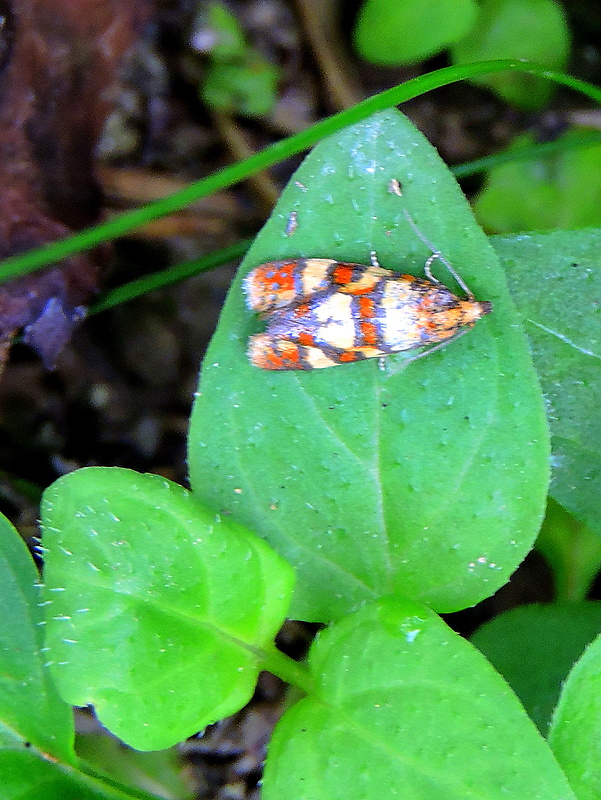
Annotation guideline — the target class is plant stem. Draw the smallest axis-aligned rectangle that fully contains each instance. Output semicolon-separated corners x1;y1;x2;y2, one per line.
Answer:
260;645;315;695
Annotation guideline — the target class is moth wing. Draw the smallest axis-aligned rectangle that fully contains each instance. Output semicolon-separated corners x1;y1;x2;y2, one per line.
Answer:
244;259;335;315
248;332;388;371
244;259;394;315
247;332;336;370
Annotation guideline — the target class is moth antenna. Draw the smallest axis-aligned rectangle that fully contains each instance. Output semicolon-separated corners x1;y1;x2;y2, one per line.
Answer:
402;209;475;299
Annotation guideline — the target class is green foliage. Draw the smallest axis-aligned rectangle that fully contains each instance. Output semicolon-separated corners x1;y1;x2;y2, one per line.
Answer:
549;632;601;800
451;0;570;109
536;500;601;602
471;603;601;733
41;468;295;751
475;131;601;233
202;55;280;117
3;61;601;798
194;1;279;117
189;109;549;622
492;229;601;535
0;514;75;761
353;0;477;65
353;0;570;109
264;597;575;799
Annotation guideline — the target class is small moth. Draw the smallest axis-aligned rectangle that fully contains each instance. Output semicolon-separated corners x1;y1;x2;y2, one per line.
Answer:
244;219;492;371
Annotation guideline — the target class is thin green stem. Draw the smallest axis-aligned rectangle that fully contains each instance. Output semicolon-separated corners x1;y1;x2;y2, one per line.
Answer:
89;238;252;314
260;645;315;695
91;129;601;314
452;130;601;178
1;60;600;285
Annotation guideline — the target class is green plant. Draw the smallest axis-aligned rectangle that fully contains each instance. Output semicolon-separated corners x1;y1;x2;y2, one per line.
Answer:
354;0;570;110
189;109;545;621
191;1;280;117
474;129;601;233
2;63;601;798
0;59;595;285
353;0;478;65
451;0;570;109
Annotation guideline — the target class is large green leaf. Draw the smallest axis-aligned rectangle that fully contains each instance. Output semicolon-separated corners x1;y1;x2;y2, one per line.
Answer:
41;468;294;751
263;596;576;799
0;513;74;762
492;229;601;535
189;109;549;622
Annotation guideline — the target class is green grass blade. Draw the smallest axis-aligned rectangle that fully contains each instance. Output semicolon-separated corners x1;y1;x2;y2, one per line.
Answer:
0;60;600;284
88;239;252;314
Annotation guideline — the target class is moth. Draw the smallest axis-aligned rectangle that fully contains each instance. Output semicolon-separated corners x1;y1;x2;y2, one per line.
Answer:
244;233;492;371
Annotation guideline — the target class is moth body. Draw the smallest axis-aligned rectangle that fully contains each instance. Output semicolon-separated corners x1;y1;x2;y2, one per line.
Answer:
244;258;492;371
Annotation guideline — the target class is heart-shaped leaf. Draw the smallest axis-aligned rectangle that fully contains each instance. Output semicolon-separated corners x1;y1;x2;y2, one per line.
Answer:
189;109;549;621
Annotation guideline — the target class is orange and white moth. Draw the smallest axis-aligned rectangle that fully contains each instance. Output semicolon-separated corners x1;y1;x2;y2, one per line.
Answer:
244;219;492;371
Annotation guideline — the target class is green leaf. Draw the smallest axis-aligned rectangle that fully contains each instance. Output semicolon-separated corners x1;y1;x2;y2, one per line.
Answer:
0;513;75;761
353;0;477;65
536;500;601;603
471;602;601;733
451;0;570;109
195;2;247;61
475;131;601;233
263;596;576;799
0;751;108;800
202;54;279;117
194;1;280;118
492;229;601;535
0;748;161;800
41;467;294;751
189;109;549;622
548;632;601;800
75;734;193;799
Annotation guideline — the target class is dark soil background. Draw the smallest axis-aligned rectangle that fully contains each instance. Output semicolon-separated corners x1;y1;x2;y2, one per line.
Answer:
1;1;599;797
